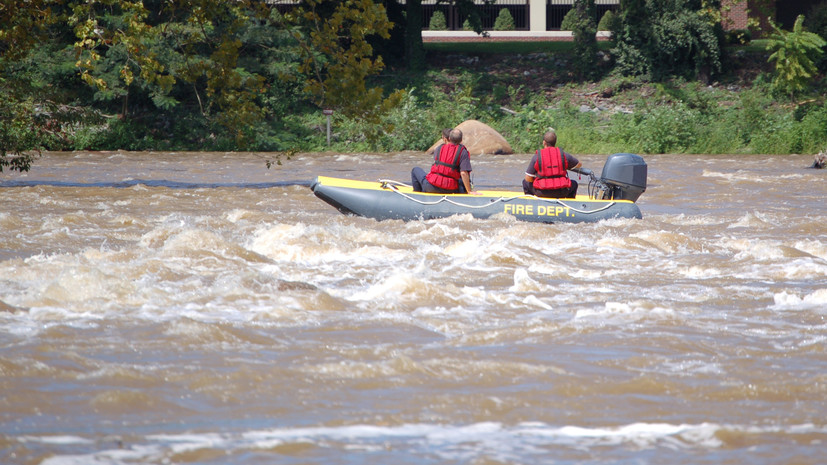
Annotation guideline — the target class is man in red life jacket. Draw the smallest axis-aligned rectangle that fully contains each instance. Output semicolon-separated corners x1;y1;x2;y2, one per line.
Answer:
522;129;583;199
411;128;476;194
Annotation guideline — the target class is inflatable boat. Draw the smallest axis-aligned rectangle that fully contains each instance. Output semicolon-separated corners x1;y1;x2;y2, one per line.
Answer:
311;153;647;224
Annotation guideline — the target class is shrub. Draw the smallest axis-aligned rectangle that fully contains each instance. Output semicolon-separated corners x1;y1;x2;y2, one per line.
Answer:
493;9;515;31
597;10;616;32
630;104;699;154
747;113;796;154
429;11;447;31
0;94;41;172
560;9;578;31
796;104;827;153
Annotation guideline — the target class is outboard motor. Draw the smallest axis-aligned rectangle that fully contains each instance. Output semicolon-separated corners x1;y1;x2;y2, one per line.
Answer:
598;153;647;202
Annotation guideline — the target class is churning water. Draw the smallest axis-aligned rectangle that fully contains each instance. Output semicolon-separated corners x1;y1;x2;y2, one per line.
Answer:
1;151;825;464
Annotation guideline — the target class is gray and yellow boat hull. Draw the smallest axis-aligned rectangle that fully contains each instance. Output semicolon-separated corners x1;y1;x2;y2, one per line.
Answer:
311;176;642;223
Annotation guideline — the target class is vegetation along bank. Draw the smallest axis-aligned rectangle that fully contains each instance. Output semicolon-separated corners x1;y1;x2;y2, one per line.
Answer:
2;0;827;173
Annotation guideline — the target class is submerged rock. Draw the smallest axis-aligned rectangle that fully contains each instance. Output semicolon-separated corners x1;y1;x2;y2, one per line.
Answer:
812;151;826;169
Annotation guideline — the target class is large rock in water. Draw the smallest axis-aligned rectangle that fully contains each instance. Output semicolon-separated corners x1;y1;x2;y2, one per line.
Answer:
426;120;513;156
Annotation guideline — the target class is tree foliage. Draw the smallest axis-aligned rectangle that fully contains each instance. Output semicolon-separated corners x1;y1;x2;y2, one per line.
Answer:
0;0;65;171
493;9;515;31
0;88;40;172
598;10;617;32
69;0;269;142
806;1;827;39
571;0;599;80
0;0;57;61
766;15;827;98
560;8;579;31
0;0;405;162
612;0;722;81
285;0;403;126
429;11;447;31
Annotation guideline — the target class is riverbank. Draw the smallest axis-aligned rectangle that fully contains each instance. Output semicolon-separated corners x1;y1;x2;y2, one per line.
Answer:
10;43;825;158
335;44;825;156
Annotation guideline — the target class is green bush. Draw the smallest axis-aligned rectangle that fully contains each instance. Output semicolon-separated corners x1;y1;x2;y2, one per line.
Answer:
597;10;616;32
0;94;41;172
796;104;827;153
493;9;515;31
628;104;700;154
560;9;578;31
429;11;447;31
747;113;797;154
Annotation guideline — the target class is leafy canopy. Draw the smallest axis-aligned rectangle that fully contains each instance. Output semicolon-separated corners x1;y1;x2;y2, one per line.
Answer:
612;0;722;81
285;0;404;128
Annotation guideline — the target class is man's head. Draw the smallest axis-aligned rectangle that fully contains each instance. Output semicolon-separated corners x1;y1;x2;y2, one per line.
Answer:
442;128;452;141
449;128;463;144
543;129;557;147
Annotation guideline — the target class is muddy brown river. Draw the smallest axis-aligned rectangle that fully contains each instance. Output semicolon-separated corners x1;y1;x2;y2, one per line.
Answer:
1;151;825;464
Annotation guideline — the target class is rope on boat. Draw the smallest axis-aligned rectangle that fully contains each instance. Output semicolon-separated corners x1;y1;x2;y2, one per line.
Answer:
377;179;617;214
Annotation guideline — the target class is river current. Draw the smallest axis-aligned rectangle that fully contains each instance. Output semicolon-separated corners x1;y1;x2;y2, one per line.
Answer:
1;150;825;464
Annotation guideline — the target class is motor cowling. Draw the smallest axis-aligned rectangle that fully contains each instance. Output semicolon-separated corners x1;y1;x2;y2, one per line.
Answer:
599;153;647;202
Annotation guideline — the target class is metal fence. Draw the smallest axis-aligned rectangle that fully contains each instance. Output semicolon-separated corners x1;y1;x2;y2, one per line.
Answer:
546;1;619;30
423;0;530;31
270;1;620;32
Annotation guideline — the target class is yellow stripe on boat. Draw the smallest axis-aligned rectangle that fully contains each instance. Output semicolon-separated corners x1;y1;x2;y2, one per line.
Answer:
313;175;633;203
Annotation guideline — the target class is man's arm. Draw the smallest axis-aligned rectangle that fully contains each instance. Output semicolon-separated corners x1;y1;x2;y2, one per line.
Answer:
460;171;476;194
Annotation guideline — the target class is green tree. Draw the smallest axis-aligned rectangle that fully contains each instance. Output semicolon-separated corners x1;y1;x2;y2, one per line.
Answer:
0;0;59;172
287;0;404;130
766;15;827;99
493;9;515;31
70;0;267;143
405;0;427;70
612;0;722;81
560;8;578;31
598;10;617;32
430;11;447;31
571;0;598;80
0;89;40;172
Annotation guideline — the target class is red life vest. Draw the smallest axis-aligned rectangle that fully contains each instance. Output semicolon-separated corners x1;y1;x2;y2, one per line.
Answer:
426;143;464;190
533;146;571;190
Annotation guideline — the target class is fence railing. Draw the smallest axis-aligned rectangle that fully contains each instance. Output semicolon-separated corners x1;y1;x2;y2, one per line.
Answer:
546;2;619;30
423;0;530;31
269;1;620;32
422;1;618;31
